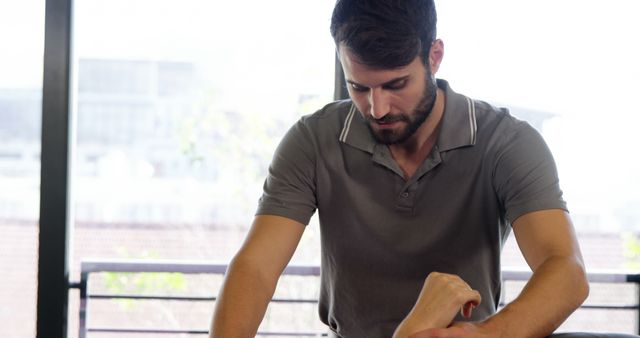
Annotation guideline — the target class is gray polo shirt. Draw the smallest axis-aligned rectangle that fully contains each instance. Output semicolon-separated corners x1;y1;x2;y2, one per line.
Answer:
257;79;566;337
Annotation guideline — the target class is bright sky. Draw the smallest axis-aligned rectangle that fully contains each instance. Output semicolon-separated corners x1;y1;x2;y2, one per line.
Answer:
437;1;640;116
0;0;45;88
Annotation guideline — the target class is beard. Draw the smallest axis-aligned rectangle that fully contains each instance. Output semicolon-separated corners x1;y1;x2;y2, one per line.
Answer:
365;71;438;145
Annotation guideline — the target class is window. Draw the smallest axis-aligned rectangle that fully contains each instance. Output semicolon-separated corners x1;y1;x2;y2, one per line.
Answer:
29;0;639;336
0;0;45;337
69;0;334;335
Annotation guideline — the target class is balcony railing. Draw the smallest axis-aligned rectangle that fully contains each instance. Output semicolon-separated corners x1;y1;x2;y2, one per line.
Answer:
71;260;640;337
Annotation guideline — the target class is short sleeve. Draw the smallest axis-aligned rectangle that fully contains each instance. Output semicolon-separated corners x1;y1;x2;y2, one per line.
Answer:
492;121;567;223
256;119;318;225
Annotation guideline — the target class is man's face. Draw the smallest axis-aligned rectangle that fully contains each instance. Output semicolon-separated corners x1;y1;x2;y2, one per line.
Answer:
339;47;437;145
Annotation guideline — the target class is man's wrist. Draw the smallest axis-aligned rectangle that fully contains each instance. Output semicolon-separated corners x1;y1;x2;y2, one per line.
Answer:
475;309;514;338
392;316;438;338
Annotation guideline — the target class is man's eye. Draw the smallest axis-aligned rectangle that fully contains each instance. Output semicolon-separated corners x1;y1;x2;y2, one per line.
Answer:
384;80;407;90
350;83;368;92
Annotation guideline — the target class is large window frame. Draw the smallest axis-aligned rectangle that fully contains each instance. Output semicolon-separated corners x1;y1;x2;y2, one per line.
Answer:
37;0;73;337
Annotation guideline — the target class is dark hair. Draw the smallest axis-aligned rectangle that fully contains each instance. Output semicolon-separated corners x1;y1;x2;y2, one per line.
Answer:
330;0;437;69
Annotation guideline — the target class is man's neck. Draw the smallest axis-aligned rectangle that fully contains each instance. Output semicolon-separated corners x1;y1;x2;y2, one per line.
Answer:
389;88;445;179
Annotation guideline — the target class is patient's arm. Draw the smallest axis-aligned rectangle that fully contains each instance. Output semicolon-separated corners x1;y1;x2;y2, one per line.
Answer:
392;272;481;338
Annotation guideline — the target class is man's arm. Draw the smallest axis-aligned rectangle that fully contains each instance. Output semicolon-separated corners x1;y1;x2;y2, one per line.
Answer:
414;209;589;338
483;209;589;337
209;215;305;338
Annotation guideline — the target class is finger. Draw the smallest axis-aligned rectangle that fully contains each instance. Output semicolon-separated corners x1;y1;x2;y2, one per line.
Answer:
461;302;475;318
459;290;481;318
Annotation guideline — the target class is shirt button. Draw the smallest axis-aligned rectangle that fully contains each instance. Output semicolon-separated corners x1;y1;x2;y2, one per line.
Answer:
401;192;409;198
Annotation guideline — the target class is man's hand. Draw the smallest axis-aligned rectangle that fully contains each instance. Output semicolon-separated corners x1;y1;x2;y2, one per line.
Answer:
392;272;482;338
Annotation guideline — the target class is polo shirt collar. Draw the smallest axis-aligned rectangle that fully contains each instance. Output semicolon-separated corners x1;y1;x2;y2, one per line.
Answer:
338;78;477;154
436;79;478;151
338;103;375;153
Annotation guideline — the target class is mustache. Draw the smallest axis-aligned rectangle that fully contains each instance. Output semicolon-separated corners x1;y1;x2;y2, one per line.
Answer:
366;114;409;124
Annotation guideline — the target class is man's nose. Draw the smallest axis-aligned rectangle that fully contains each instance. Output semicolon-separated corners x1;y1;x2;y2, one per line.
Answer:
369;88;390;119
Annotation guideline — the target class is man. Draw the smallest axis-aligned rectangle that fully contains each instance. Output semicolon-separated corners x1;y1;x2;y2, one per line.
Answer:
210;0;589;337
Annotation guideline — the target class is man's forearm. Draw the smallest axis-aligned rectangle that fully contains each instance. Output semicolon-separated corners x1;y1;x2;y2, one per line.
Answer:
480;255;589;338
210;257;278;338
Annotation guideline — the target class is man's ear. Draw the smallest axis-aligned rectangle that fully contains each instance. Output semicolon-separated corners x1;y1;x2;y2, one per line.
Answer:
428;39;444;75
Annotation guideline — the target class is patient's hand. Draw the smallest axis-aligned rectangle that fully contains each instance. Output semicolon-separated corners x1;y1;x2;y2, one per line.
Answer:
392;272;481;338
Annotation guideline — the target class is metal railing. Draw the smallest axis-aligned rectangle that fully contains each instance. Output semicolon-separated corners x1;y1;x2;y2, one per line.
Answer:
72;260;640;337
